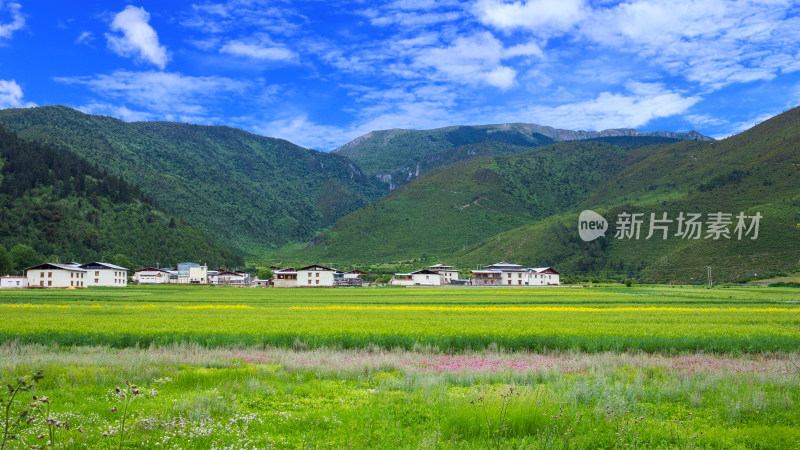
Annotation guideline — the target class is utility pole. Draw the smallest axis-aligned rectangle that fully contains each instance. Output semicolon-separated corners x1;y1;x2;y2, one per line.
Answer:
706;266;712;288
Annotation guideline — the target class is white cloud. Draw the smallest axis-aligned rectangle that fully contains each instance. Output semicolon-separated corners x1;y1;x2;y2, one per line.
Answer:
181;1;305;36
414;32;542;90
106;6;169;69
511;82;701;130
254;115;354;150
580;0;800;90
0;79;35;109
76;31;94;45
54;71;248;122
76;102;153;122
473;0;587;35
0;2;24;41
220;39;296;61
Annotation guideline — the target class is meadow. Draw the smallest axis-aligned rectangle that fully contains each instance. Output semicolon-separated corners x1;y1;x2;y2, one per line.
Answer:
1;285;799;448
1;285;800;352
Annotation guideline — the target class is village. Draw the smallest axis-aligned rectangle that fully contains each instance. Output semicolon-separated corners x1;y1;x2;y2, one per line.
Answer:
0;261;560;288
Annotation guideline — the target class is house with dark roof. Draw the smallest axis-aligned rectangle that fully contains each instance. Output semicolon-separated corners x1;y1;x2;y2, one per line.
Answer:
26;263;87;288
79;262;129;287
471;262;560;286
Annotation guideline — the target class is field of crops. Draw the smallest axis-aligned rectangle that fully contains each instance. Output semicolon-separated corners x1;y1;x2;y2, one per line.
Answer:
1;285;799;448
1;285;799;352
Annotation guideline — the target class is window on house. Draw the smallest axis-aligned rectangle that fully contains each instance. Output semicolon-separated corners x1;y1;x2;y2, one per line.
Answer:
48;281;52;286
316;280;319;285
316;273;319;277
40;272;44;277
308;280;312;285
48;272;52;278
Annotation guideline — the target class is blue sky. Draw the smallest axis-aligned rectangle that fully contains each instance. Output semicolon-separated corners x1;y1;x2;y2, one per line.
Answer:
1;0;799;150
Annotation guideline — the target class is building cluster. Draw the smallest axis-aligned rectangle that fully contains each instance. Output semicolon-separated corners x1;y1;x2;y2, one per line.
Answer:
273;265;365;288
132;263;250;286
390;262;560;287
0;259;560;289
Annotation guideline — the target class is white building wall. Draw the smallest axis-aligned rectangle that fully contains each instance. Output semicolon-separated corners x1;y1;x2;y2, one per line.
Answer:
0;277;28;288
412;273;442;286
390;277;415;286
134;272;169;284
188;266;208;284
86;269;128;287
298;269;335;287
27;269;86;288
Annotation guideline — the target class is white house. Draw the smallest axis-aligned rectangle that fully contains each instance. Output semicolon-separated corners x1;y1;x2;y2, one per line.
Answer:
471;262;560;286
426;264;459;284
211;270;249;286
0;276;28;289
273;268;298;288
343;270;367;279
80;262;129;287
175;262;208;285
525;267;561;286
133;267;171;284
390;269;443;286
26;263;87;288
297;265;337;287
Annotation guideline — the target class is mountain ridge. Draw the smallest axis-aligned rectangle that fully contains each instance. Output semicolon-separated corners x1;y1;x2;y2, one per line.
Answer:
0;105;387;256
334;122;713;190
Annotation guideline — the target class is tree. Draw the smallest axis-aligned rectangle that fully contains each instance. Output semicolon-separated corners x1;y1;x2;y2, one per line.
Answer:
9;244;40;273
0;245;12;275
108;254;133;271
258;267;273;280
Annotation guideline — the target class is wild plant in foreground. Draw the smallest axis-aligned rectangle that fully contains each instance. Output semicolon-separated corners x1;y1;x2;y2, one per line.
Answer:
29;394;69;448
469;386;519;448
1;370;43;450
110;381;140;449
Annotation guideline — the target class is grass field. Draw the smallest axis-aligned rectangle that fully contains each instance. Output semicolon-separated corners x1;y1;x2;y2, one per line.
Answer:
1;285;799;352
1;285;799;448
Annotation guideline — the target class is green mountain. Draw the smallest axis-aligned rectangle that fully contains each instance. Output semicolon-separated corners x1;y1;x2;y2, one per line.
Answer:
0;126;242;272
0;106;387;255
301;107;800;282
334;123;711;189
301;141;635;262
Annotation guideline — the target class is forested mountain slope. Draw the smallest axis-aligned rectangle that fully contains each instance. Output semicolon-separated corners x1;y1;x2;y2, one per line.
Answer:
301;141;636;262
0;106;387;255
0;126;241;271
451;107;800;282
335;122;711;189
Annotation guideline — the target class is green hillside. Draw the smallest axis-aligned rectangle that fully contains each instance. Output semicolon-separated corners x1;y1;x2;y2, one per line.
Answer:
0;126;242;272
334;125;557;188
0;106;387;255
299;141;636;263
454;107;800;282
298;107;800;282
335;123;710;190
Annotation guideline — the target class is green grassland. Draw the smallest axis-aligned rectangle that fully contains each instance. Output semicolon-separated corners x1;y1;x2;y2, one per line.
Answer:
1;344;798;449
2;286;799;448
1;285;799;352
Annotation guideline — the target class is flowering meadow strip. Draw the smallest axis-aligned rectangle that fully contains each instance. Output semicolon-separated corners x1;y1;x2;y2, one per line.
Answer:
1;344;799;448
2;285;799;352
289;304;800;313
